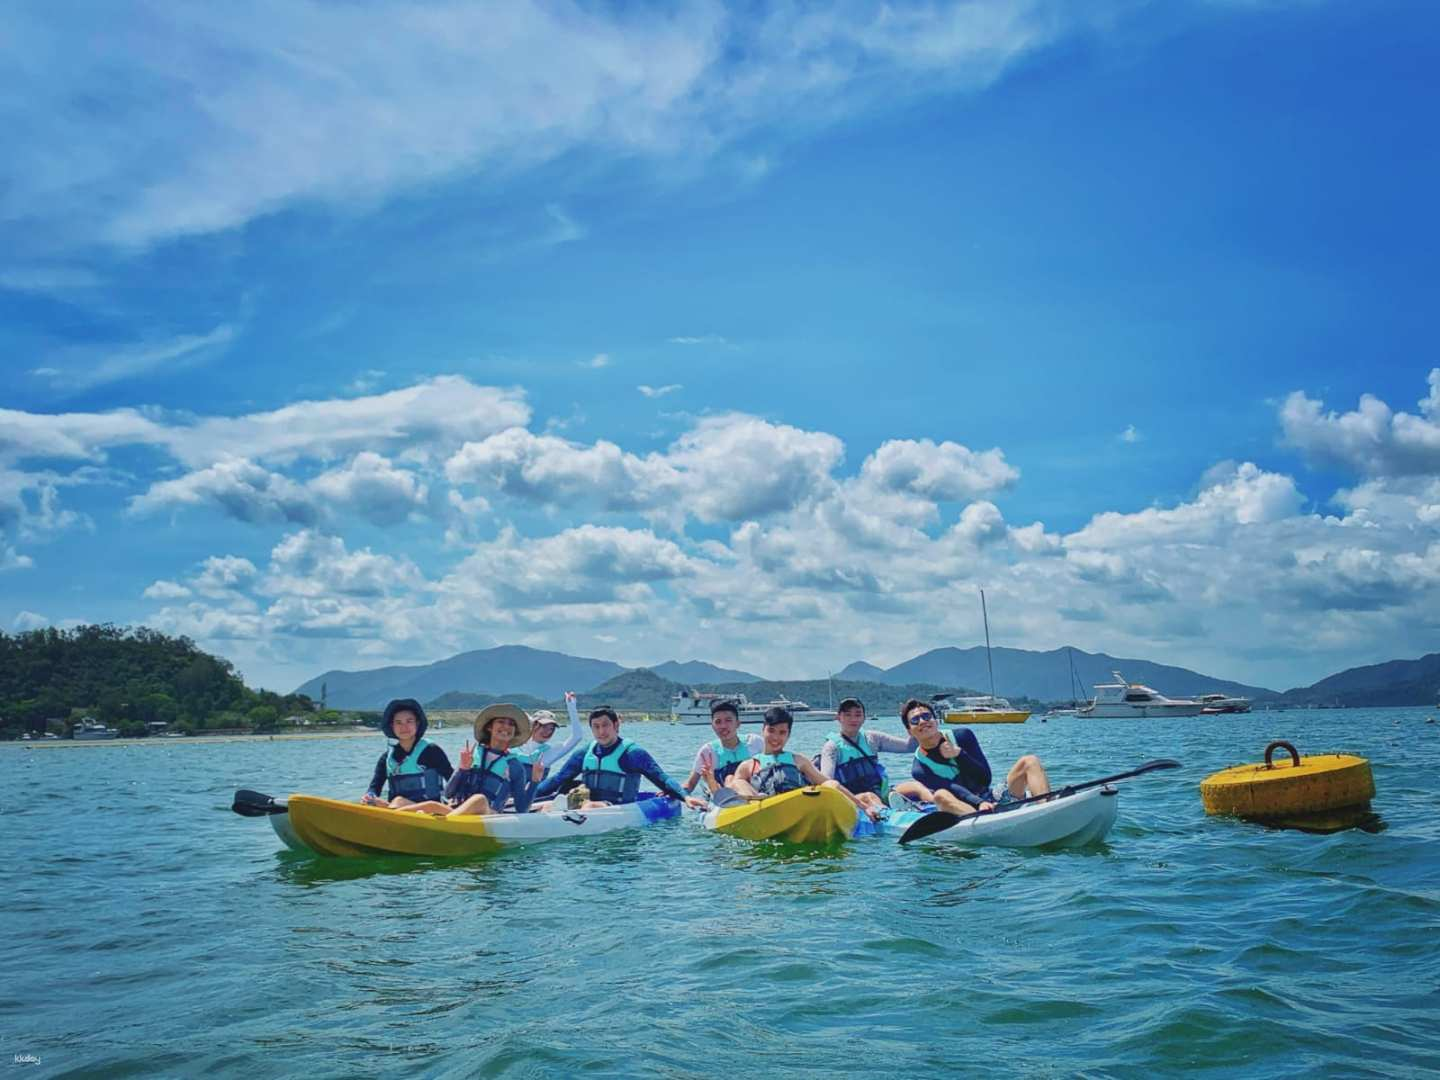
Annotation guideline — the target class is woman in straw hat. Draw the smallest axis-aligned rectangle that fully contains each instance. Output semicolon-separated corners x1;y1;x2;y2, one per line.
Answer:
396;703;543;817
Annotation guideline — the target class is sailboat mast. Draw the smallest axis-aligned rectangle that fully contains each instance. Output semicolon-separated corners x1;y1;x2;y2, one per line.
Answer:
981;588;996;699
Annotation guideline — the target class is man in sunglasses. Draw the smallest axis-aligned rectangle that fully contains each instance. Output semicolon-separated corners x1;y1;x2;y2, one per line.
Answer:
901;698;1050;816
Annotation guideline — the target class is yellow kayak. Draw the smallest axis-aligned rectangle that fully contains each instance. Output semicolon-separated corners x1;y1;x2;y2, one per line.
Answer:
701;786;858;843
284;794;682;857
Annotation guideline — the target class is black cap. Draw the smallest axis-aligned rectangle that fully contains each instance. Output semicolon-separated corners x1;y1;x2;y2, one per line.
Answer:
836;697;865;714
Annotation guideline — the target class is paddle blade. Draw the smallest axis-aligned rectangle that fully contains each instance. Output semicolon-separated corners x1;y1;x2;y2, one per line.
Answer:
1135;759;1182;773
898;810;961;845
232;789;284;817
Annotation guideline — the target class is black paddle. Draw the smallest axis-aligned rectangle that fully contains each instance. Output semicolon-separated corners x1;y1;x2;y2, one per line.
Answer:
897;758;1182;845
231;789;287;817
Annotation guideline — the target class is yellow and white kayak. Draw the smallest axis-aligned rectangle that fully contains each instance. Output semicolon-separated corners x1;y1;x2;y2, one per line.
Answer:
701;786;858;844
277;793;681;857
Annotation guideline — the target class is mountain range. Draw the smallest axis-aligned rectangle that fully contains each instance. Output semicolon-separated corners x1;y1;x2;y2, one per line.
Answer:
296;647;764;709
837;647;1270;702
297;644;1440;711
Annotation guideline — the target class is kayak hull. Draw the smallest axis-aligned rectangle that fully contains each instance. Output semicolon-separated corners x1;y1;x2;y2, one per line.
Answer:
702;786;858;843
884;786;1118;848
283;794;681;857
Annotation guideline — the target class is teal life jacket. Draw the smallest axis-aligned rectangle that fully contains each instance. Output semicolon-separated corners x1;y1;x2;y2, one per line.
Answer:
752;750;802;796
708;738;751;786
453;747;517;808
830;729;887;796
582;738;641;804
386;737;442;802
913;736;992;798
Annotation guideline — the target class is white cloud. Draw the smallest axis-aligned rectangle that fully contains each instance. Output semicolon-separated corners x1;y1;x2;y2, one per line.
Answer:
3;2;1106;252
1120;424;1141;444
193;555;259;597
12;611;50;631
264;530;423;599
129;458;320;524
143;580;192;600
0;546;35;572
857;438;1018;502
1279;369;1440;478
32;324;237;391
583;353;612;369
309;452;428;526
667;335;728;346
638;384;682;398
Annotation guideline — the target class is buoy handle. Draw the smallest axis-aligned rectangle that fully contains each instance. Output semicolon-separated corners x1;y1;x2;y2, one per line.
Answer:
1264;740;1300;769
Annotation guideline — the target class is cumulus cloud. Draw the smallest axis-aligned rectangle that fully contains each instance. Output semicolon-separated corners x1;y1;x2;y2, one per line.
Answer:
638;384;682;398
142;580;192;600
309;452;428;526
129;458;319;525
264;530;423;599
1279;369;1440;477
12;611;50;631
857;438;1018;502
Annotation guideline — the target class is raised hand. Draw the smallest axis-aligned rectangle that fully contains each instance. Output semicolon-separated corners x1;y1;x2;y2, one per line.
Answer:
459;739;474;769
531;755;546;782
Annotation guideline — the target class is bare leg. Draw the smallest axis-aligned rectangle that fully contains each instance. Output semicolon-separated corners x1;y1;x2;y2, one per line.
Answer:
580;800;613;809
932;789;977;816
393;799;451;815
446;794;492;817
1006;754;1050;798
855;791;885;812
387;796;417;809
893;780;932;803
726;775;764;799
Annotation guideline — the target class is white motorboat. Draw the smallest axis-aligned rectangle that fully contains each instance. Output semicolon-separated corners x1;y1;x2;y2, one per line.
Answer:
72;718;120;741
671;689;824;725
1079;672;1203;718
1198;693;1251;714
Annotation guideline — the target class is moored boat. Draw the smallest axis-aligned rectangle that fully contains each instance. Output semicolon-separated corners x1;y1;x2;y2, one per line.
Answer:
934;693;1030;725
671;689;824;725
1079;672;1203;718
72;718;119;740
1198;693;1251;714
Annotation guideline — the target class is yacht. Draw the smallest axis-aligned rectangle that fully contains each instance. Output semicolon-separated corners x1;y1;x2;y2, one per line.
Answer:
671;689;823;725
72;718;120;740
1197;693;1251;714
1079;673;1203;718
933;693;1030;725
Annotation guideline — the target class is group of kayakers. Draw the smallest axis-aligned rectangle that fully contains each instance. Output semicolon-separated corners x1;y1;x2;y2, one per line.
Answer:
361;693;1051;820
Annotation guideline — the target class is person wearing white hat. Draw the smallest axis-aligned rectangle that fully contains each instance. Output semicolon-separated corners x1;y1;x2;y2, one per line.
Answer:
514;691;585;779
395;703;542;817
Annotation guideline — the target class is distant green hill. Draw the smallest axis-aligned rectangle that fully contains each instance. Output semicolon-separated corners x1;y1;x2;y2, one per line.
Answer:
425;690;551;711
694;679;993;717
1278;653;1440;707
0;624;315;739
581;669;679;712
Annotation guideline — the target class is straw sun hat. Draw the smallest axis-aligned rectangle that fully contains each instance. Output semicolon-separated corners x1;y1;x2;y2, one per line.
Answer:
473;703;532;746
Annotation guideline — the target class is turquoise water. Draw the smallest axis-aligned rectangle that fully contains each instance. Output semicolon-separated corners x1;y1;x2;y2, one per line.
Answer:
5;708;1439;1078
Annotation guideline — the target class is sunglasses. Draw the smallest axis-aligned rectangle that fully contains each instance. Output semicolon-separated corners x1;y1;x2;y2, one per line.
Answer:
906;712;937;725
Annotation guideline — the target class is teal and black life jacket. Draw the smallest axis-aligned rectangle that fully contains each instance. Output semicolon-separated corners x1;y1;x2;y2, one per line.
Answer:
386;738;442;802
452;747;516;808
582;738;641;804
709;738;751;786
752;750;802;796
830;730;887;795
913;737;991;796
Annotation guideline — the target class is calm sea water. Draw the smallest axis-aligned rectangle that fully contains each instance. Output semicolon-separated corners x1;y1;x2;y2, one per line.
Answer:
5;708;1439;1078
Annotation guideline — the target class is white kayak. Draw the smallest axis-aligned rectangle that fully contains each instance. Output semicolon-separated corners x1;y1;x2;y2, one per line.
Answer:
247;792;682;857
880;785;1119;848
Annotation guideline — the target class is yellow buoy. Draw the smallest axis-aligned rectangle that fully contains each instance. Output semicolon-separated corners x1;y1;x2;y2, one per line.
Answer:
1201;740;1374;828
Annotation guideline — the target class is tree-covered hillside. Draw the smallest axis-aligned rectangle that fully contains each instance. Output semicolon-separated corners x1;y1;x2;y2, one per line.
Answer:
0;624;319;739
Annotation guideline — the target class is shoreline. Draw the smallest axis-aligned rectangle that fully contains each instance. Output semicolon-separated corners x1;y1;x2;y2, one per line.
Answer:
10;729;382;749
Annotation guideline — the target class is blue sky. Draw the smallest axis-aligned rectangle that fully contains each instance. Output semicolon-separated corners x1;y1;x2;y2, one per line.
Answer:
3;0;1438;693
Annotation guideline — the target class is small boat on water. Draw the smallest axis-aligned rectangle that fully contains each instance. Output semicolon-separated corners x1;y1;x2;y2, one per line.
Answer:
1080;672;1203;718
1198;693;1252;714
235;791;682;857
671;689;824;725
72;719;119;741
881;786;1119;848
935;693;1030;725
